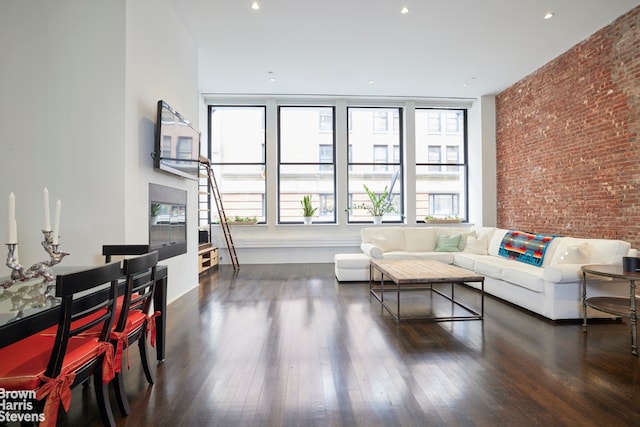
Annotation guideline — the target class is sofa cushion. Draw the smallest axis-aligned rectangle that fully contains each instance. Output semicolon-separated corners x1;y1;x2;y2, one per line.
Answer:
473;256;511;279
403;227;437;252
435;234;461;252
498;230;555;267
501;264;545;293
464;234;489;255
406;252;456;264
362;227;405;252
453;252;483;270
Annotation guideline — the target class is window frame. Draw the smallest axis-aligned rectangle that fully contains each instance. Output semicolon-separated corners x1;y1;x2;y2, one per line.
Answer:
277;105;337;224
207;104;267;224
347;106;404;224
416;107;468;222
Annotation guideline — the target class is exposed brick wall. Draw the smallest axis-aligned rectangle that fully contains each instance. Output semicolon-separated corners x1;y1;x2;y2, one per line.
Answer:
495;6;640;248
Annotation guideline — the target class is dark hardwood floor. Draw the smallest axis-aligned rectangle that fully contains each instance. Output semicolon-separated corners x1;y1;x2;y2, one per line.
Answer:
61;263;640;427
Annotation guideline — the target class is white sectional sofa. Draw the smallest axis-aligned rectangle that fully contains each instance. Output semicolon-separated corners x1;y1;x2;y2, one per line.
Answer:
334;225;634;320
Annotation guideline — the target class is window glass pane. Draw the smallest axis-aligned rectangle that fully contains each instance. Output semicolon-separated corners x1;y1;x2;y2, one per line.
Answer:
209;164;266;223
347;165;402;223
280;107;334;163
210;107;265;164
347;107;403;223
279;164;335;223
210;106;266;223
416;109;465;164
415;165;466;220
279;106;336;223
415;108;466;221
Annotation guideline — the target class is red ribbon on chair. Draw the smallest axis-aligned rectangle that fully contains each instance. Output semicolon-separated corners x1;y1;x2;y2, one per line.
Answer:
97;341;116;383
145;311;161;347
109;329;130;373
36;372;76;427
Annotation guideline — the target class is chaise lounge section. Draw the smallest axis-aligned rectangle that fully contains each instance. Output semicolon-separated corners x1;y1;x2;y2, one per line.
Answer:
334;226;634;320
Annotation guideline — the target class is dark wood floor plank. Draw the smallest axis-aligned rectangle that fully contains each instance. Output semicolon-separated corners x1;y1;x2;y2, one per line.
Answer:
58;263;640;426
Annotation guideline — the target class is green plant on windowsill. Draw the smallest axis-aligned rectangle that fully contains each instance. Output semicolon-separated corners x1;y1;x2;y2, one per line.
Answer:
352;184;396;217
425;215;462;223
227;216;257;225
301;195;318;217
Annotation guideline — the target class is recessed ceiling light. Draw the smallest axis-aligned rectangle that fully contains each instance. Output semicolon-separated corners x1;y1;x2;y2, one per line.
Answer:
251;1;260;10
544;12;554;20
401;7;409;14
268;71;275;82
368;80;375;84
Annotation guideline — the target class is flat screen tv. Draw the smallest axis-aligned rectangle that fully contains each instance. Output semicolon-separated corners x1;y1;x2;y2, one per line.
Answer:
154;100;201;181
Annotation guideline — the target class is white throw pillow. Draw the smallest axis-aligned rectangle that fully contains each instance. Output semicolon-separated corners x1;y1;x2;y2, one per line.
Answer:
554;243;591;265
464;234;489;255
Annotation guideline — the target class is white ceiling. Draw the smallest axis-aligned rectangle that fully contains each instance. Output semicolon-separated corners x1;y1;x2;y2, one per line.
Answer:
171;0;640;100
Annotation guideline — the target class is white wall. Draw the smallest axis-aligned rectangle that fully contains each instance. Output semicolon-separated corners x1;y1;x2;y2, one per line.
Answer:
0;1;200;304
468;96;497;227
125;0;200;303
0;2;126;270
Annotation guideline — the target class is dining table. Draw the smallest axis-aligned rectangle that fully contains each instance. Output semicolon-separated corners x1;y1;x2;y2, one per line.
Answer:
0;264;168;362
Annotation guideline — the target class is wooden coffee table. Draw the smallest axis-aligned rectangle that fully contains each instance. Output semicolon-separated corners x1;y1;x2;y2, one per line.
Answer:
369;259;485;322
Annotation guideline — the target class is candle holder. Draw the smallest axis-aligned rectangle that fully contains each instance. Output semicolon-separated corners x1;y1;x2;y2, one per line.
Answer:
0;230;70;300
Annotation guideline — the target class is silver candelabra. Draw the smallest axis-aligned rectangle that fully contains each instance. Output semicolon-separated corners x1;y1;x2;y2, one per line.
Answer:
0;230;70;306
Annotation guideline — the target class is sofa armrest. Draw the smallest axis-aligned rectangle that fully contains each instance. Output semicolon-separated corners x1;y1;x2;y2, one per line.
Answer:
543;264;583;283
361;242;383;259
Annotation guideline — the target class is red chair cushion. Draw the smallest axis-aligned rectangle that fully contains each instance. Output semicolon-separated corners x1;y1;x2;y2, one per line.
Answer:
0;333;108;390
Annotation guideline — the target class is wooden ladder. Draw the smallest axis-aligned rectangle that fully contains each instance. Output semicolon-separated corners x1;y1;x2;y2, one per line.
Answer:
199;157;239;270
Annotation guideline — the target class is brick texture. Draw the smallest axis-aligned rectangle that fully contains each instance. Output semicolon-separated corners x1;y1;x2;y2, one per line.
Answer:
496;6;640;248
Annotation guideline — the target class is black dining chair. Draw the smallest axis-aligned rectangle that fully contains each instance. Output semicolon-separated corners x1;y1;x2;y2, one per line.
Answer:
0;262;122;427
110;251;159;416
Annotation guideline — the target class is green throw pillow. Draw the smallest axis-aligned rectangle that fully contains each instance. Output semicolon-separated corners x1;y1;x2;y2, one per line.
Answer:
435;234;461;252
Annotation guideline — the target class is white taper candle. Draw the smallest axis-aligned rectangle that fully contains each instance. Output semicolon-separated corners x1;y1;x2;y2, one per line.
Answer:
9;219;17;244
52;200;61;245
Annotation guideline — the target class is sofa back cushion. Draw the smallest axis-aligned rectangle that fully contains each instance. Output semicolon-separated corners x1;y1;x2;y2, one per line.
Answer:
361;227;405;252
464;234;489;255
488;228;509;256
403;227;437;252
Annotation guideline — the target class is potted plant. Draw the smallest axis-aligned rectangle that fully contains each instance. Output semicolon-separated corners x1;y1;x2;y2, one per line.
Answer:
300;195;317;224
150;203;161;225
352;184;396;224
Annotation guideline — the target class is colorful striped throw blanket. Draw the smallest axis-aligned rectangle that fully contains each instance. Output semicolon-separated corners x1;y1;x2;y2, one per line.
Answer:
498;230;555;267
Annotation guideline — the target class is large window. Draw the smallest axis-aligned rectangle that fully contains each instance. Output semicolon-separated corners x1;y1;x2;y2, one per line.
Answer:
347;107;403;223
416;108;466;221
278;106;336;223
209;106;266;223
